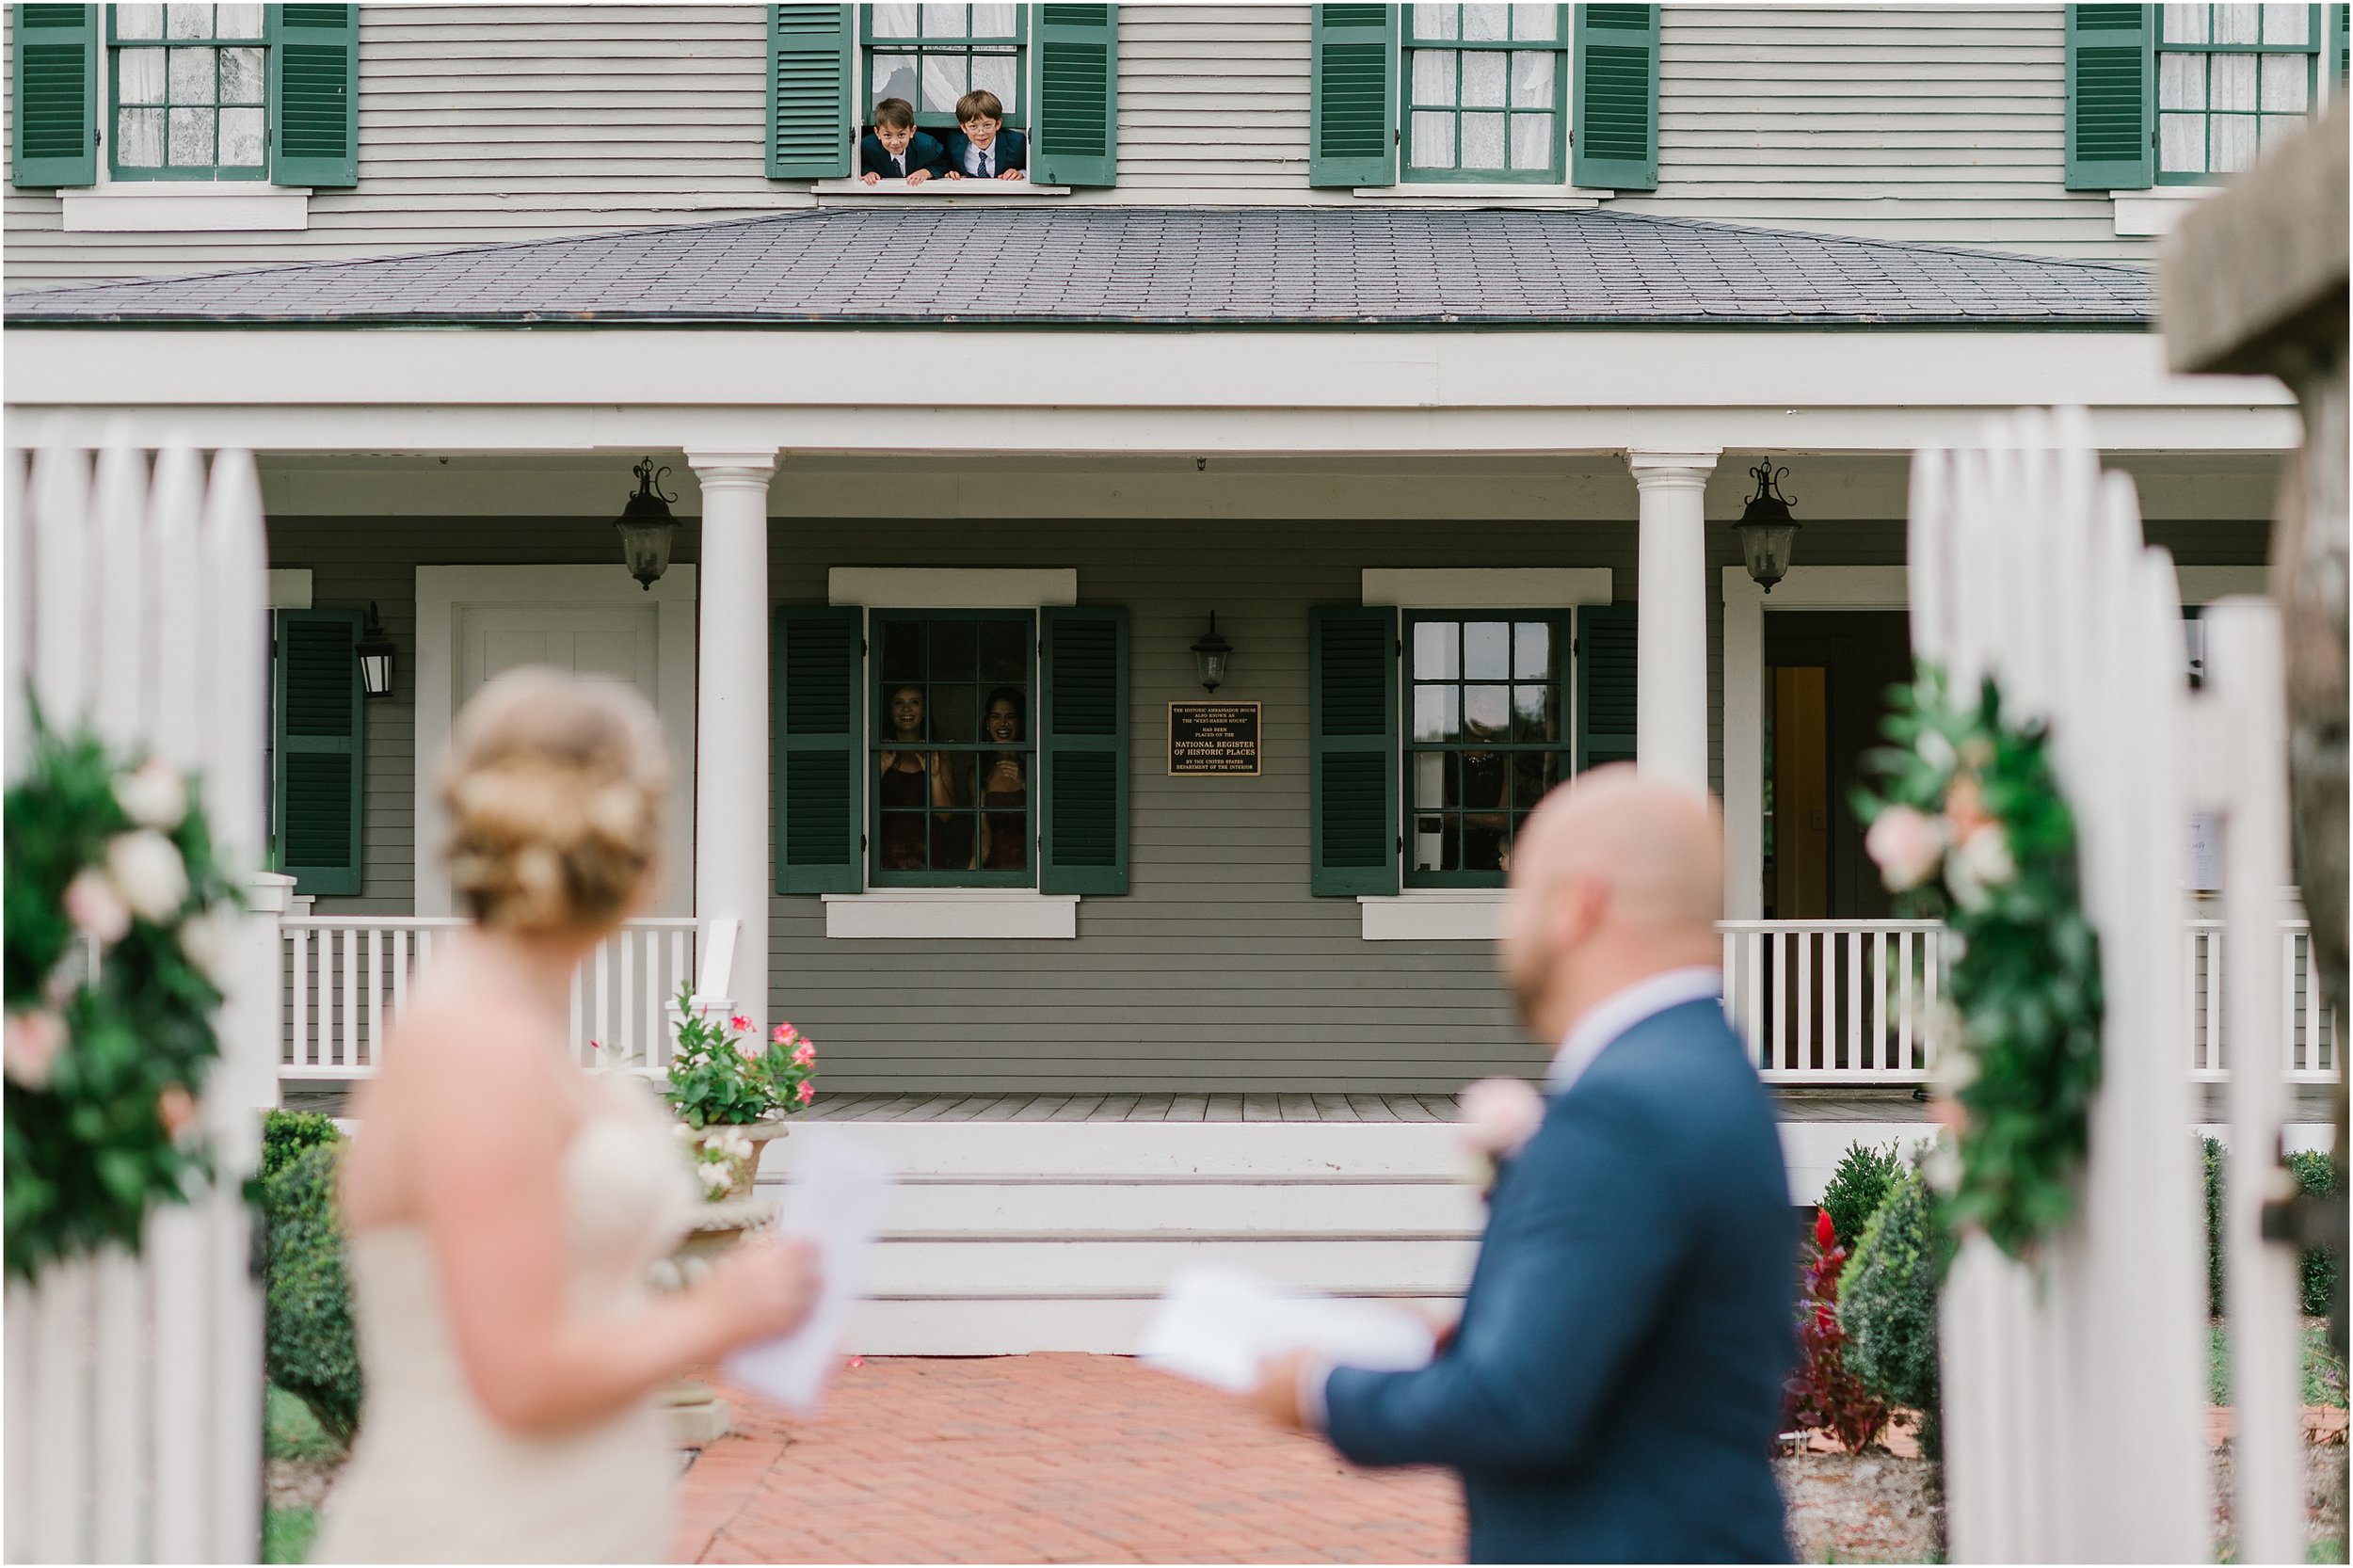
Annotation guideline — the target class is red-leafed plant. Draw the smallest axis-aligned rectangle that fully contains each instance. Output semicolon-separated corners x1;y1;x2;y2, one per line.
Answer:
1784;1208;1891;1453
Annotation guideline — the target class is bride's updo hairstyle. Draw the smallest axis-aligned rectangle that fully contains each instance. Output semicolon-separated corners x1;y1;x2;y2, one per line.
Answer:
440;668;669;936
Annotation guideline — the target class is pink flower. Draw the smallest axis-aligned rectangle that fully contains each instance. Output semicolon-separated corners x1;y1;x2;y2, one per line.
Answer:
791;1042;816;1068
772;1023;796;1046
729;1015;752;1033
847;1355;864;1368
1455;1076;1545;1161
5;1010;65;1091
63;868;131;945
1865;806;1945;894
156;1085;199;1140
795;1080;815;1105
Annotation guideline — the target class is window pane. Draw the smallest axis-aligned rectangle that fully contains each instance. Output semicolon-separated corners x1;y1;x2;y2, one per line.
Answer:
2260;108;2305;145
1413;684;1462;744
1461;50;1507;106
1512;750;1559;808
2261;52;2309;110
1413;815;1461;872
970;3;1016;37
219;45;264;105
970;51;1016;112
881;620;924;683
2160;51;2207;108
922;52;967;115
2211;110;2260;168
116;106;167;167
118;48;168;105
2211;51;2258;108
2212;3;2261;43
1414;620;1460;680
929;620;977;680
169;46;216;105
872;2;920;38
977;620;1025;682
1512;620;1553;679
1464;682;1510;736
1413;749;1458;809
218;105;264;165
922;3;969;40
2161;110;2209;170
117;4;165;40
1409;111;1456;167
1511;111;1554;168
166;3;212;40
929;683;975;744
1512;684;1557;742
872;54;920;107
1417;5;1461;40
1513;5;1559;42
213;2;263;38
1460;111;1506;168
2265;3;2311;43
1511;50;1554;108
1464;620;1510;679
1413;47;1456;106
1462;4;1510;41
167;105;215;165
2163;3;2211;43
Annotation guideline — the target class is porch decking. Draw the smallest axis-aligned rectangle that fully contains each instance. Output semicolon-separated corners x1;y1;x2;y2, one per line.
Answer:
800;1090;1938;1125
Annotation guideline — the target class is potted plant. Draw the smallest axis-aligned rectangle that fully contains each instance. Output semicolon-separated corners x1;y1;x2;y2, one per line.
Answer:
663;984;817;1203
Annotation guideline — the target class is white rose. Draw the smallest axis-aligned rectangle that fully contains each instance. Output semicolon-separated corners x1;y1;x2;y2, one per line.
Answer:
63;868;132;945
1864;806;1946;894
105;831;188;923
112;760;187;831
1917;729;1958;773
177;907;232;981
697;1161;731;1193
1945;824;2016;913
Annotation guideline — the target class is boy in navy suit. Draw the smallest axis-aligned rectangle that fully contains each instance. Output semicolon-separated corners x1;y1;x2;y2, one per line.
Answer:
943;89;1026;181
859;97;946;184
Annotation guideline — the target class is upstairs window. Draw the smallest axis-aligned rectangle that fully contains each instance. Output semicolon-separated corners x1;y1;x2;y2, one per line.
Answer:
2157;3;2321;180
108;3;267;179
1402;5;1567;184
865;4;1026;132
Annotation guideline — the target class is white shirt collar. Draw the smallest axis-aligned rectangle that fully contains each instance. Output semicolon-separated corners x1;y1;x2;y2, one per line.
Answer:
1545;966;1722;1096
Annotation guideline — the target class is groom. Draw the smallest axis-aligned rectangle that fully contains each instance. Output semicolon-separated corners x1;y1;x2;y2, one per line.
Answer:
1248;768;1796;1563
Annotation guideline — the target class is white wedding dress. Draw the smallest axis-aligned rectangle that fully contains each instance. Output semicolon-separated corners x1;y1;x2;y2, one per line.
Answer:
312;1085;697;1564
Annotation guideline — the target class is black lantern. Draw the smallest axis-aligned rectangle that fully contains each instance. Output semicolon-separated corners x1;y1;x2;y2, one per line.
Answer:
1190;613;1233;694
615;458;680;590
1733;459;1801;593
356;601;396;699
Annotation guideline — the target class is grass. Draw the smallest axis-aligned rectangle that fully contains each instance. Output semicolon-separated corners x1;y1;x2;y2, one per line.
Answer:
263;1506;316;1565
265;1384;343;1464
2207;1321;2348;1409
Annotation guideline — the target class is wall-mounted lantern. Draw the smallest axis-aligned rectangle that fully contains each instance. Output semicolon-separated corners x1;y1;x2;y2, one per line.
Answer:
1734;458;1801;593
356;601;396;699
614;457;680;590
1191;614;1233;694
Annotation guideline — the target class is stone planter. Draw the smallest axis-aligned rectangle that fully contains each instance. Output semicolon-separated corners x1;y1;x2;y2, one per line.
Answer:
680;1115;794;1202
650;1194;780;1446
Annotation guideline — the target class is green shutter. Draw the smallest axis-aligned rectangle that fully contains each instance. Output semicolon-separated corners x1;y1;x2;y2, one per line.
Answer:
267;4;358;187
2064;4;2153;191
1572;4;1658;190
768;4;852;179
1032;4;1117;187
1309;605;1398;896
1040;604;1128;895
2332;3;2348;86
10;5;96;188
776;605;863;894
1576;603;1637;772
273;609;363;896
1308;4;1396;188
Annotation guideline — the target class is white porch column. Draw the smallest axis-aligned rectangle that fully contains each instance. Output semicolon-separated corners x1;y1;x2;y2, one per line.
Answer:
685;449;777;1036
1625;449;1719;798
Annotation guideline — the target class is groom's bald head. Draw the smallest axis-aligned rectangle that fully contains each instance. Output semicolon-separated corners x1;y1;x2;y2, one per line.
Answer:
1500;766;1722;1041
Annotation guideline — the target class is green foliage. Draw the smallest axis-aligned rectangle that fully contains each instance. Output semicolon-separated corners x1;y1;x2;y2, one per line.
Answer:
661;984;816;1128
264;1141;360;1447
264;1505;318;1566
265;1382;344;1463
1821;1141;1906;1250
2204;1135;2228;1317
2209;1320;2350;1409
1857;665;2103;1264
262;1111;342;1184
5;712;243;1280
2201;1138;2343;1320
1840;1168;1952;1460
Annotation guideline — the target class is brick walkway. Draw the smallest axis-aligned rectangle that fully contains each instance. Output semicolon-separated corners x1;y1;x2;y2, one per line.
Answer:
670;1356;1464;1564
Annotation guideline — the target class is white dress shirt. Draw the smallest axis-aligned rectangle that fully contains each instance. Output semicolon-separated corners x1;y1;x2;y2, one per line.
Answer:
1297;964;1724;1431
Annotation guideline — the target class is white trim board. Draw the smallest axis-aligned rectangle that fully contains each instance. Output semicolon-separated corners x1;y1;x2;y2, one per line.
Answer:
1361;568;1613;608
412;565;698;917
822;891;1079;940
829;568;1076;608
1358;892;1504;942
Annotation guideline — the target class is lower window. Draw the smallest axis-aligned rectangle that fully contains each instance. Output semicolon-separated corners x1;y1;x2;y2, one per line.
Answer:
1405;612;1572;884
871;609;1034;887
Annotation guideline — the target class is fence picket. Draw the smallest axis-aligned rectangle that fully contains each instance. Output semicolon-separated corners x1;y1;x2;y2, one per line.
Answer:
91;1247;149;1563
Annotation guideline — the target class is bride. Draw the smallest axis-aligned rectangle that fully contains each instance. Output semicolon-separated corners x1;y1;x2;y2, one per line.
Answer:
313;669;819;1563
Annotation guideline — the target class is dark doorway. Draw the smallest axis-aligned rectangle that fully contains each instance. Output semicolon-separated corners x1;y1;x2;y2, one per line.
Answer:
1763;611;1911;920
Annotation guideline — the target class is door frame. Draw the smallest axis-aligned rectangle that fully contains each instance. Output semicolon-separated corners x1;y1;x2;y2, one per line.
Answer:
414;565;699;917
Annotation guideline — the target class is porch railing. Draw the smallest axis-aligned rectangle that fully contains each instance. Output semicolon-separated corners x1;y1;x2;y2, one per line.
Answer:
2184;918;2337;1083
280;916;701;1080
1720;920;1948;1084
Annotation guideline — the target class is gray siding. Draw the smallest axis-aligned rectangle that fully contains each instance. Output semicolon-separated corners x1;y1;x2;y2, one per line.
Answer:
8;5;2167;289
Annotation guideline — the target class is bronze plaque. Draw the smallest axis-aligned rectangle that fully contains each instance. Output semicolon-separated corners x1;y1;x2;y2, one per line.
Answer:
1168;700;1262;776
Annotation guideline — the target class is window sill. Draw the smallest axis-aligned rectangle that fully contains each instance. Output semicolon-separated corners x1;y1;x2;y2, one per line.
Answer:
61;182;310;233
823;889;1079;939
1353;184;1606;207
811;179;1072;200
1358;891;1505;942
2112;185;2217;238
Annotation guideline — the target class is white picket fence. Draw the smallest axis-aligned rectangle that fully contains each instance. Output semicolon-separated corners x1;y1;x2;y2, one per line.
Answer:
280;915;705;1078
3;439;275;1563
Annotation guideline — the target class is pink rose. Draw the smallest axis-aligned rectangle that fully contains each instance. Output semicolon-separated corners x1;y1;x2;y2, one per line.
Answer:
5;1010;66;1091
795;1080;814;1105
63;868;131;945
729;1015;752;1033
1865;805;1945;894
1455;1076;1545;1161
791;1042;816;1068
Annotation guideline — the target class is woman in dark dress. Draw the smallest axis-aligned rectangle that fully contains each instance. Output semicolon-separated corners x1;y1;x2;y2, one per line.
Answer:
974;687;1028;872
878;684;954;869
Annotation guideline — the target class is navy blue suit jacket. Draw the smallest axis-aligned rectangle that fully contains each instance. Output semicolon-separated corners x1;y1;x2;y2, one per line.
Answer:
858;129;948;180
1324;999;1797;1564
944;127;1027;177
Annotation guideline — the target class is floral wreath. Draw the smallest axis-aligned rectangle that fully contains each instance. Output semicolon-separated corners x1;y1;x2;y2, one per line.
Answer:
1859;664;2104;1263
4;711;243;1281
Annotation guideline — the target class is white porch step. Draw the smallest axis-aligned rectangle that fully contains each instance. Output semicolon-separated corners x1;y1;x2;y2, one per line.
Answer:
849;1296;1469;1356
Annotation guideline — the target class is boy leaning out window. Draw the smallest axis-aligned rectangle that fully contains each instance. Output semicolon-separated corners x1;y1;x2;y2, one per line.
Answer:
944;90;1026;181
860;98;949;184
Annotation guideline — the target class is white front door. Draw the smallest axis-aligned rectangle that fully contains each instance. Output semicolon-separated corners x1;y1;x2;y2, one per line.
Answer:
415;566;699;918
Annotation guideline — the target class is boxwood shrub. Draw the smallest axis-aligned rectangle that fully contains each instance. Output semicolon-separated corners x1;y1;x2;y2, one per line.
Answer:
1839;1168;1949;1459
261;1110;341;1183
263;1134;360;1447
1820;1140;1907;1250
2202;1134;2341;1320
